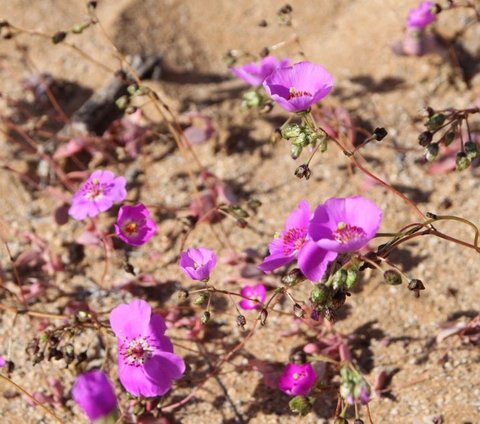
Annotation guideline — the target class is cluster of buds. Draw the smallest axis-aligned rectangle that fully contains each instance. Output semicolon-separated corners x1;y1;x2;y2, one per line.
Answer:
281;123;327;159
241;89;271;110
418;107;479;171
339;365;370;406
116;83;151;114
310;266;359;321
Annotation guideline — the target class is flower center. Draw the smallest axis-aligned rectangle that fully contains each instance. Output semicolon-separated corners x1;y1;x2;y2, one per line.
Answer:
122;221;139;236
292;370;305;380
282;227;307;256
287;87;312;100
123;337;152;366
333;222;367;244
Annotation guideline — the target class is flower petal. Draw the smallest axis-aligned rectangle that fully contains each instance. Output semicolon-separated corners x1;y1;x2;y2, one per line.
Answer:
298;241;337;282
258;253;293;273
109;299;151;339
285;200;310;230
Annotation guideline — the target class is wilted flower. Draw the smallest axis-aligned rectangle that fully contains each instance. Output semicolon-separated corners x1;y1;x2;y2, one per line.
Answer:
407;1;436;29
114;203;157;247
68;170;127;220
230;56;290;86
309;196;382;253
179;247;217;281
258;200;337;282
72;370;118;422
263;61;333;113
239;284;267;310
109;299;185;397
278;363;317;396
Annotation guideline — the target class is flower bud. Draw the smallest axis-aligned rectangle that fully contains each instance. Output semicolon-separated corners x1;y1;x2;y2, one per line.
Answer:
236;314;246;328
242;90;262;108
319;138;328;152
444;131;455;146
71;22;90;34
293;303;304;318
464;141;479;160
194;292;209;306
418;131;433;146
408;279;425;297
115;95;129;110
331;269;348;289
288;396;313;416
281;123;302;139
455;152;471;171
345;268;359;289
384;270;402;285
281;268;305;286
330;290;346;310
294;164;311;180
291;144;302;159
311;284;332;306
425;142;439;161
333;419;348;424
52;31;67;44
373;127;388;141
426;113;446;131
260;308;268;326
200;311;211;325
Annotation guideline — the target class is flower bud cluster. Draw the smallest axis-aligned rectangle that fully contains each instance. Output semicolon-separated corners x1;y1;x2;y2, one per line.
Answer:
281;123;327;159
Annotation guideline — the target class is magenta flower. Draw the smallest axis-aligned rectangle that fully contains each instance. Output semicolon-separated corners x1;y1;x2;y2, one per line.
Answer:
230;56;290;87
114;203;157;247
179;247;217;281
258;200;337;282
239;284;267;310
263;61;333;113
407;1;436;29
69;170;127;220
278;363;317;396
309;196;382;254
72;370;118;422
0;356;5;368
109;299;185;397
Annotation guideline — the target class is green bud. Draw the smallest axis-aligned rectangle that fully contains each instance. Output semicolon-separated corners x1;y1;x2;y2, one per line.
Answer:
345;268;359;289
418;131;433;147
71;22;90;34
291;132;307;147
194;292;209;306
319;138;328;152
384;269;402;285
281;123;302;139
456;152;471;171
281;268;305;286
242;90;262;108
228;205;249;219
115;95;129;110
444;131;455;146
291;144;302;159
331;269;348;290
311;283;332;306
127;84;138;95
288;396;313;416
464;141;479;160
334;419;349;424
426;113;446;131
200;311;211;324
425;142;439;162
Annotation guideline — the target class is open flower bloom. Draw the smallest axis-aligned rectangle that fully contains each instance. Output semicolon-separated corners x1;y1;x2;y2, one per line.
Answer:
278;363;317;396
407;1;436;29
309;196;382;254
179;247;217;281
258;200;337;282
110;299;185;397
230;56;290;87
72;370;118;422
69;170;127;220
263;61;333;113
114;203;157;247
239;283;267;310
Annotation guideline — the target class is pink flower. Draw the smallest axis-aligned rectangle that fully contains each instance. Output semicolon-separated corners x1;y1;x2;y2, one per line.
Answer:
0;356;5;368
239;284;267;310
72;370;117;422
109;299;185;397
68;170;127;220
263;61;333;113
407;1;436;29
114;203;157;247
230;56;290;86
278;363;317;396
258;200;337;282
179;247;217;281
309;196;382;253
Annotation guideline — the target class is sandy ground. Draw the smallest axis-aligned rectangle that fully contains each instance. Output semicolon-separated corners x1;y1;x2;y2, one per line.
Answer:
0;0;479;423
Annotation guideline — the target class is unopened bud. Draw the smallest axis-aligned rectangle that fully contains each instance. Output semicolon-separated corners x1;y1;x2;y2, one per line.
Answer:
200;311;211;324
444;131;456;146
345;268;359;289
291;144;302;159
331;269;348;289
426;113;446;131
384;270;402;285
289;396;313;417
194;292;209;306
418;131;433;146
236;314;246;328
115;95;129;110
294;164;311;180
330;290;346;310
281;268;305;286
228;205;249;219
408;279;425;296
311;283;332;306
76;310;90;323
293;303;304;318
260;308;268;326
373;127;388;141
425;142;439;161
281;123;302;139
456;152;470;171
334;418;348;424
52;31;67;44
319;138;328;152
464;141;479;160
71;22;90;34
